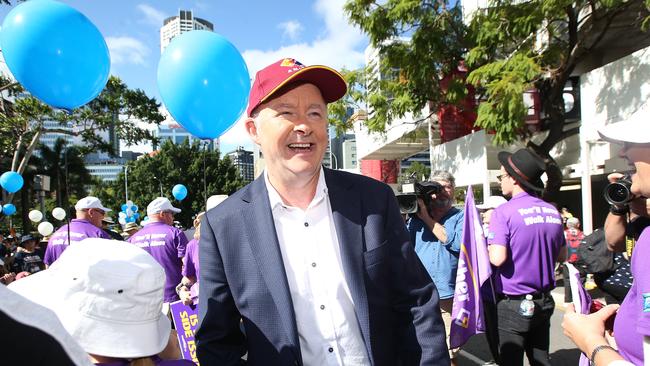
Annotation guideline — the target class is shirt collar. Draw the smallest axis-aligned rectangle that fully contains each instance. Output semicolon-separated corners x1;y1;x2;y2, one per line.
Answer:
264;167;329;210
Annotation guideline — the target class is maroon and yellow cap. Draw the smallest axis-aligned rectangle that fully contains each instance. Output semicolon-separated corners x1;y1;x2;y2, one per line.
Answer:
246;58;347;117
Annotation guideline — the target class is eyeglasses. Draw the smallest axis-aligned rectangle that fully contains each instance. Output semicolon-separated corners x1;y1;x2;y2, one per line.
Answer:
87;209;105;216
497;173;510;182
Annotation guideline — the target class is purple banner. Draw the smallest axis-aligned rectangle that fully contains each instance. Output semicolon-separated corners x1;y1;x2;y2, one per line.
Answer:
450;187;493;349
170;300;200;365
567;263;592;366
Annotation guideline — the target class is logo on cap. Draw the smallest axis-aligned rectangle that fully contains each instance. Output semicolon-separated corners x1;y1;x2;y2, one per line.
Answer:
279;58;306;74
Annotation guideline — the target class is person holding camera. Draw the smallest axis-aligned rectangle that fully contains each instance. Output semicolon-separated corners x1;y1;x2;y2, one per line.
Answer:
485;148;566;366
406;170;464;365
563;115;650;366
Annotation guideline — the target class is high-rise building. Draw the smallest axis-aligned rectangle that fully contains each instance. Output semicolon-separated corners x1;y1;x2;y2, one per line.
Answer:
226;147;254;183
160;10;214;53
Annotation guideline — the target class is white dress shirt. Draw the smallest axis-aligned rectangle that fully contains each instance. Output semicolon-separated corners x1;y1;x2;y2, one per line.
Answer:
264;168;370;366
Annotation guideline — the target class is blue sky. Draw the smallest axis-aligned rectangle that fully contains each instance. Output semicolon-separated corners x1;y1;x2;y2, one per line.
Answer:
0;0;369;152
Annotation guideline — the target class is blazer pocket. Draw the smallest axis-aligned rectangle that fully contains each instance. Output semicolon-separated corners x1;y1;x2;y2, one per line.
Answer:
363;240;390;268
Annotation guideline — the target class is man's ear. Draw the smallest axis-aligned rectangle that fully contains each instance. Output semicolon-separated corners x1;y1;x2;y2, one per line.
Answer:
245;117;261;145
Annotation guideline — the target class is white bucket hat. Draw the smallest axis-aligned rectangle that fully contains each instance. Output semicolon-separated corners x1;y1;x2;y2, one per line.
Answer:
8;238;170;358
598;107;650;144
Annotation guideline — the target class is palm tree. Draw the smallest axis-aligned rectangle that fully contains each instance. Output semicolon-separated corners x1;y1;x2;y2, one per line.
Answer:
33;138;91;208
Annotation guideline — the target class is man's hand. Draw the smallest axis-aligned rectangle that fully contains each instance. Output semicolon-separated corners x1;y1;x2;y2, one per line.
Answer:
415;197;432;223
608;172;650;217
0;272;16;285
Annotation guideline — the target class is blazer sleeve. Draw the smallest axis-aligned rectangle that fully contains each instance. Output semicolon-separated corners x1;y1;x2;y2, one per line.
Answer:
195;213;247;365
385;188;450;365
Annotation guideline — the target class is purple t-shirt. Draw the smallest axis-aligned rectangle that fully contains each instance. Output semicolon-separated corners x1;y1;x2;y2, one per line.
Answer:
128;221;188;302
44;219;111;265
487;192;565;295
182;238;199;279
615;227;650;365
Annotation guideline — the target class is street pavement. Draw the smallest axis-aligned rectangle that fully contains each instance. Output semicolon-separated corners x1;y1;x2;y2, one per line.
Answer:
455;281;586;365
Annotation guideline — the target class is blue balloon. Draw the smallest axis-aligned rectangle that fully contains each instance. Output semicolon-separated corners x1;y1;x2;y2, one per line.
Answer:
2;204;16;216
172;184;188;201
132;205;138;213
157;31;250;139
0;171;24;193
133;213;140;220
125;216;135;223
121;203;128;212
0;0;110;109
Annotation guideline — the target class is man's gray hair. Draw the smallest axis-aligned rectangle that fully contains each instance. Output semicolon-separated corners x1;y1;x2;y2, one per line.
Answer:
430;170;455;187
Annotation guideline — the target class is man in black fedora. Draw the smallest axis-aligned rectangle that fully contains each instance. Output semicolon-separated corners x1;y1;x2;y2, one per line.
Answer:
484;148;566;366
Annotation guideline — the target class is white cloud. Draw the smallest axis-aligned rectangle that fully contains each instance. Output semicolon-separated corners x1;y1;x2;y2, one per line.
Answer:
219;0;368;151
278;20;304;42
137;4;167;26
106;36;150;67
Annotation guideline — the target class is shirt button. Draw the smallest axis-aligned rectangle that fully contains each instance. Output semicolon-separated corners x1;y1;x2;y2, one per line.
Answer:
311;262;317;267
304;222;309;227
328;347;334;353
320;305;325;310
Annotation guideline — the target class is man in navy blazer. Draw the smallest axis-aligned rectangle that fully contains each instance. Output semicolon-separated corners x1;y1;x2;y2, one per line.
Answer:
196;58;449;366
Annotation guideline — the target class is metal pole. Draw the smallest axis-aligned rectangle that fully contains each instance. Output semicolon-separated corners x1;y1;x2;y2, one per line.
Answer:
124;165;129;202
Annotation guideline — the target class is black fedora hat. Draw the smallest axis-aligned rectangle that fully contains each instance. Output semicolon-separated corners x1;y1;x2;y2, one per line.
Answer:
497;148;546;192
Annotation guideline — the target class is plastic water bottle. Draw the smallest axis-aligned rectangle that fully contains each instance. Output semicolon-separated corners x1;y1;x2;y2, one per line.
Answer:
519;295;535;318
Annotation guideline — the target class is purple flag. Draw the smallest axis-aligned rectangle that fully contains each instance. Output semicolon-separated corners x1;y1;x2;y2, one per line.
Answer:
170;300;200;365
450;187;493;349
567;263;593;366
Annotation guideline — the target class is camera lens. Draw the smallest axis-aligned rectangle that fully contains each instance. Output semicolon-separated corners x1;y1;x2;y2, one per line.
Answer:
604;181;632;205
396;194;418;214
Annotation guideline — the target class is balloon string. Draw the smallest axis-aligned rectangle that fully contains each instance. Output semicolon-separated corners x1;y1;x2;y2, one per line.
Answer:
203;142;207;211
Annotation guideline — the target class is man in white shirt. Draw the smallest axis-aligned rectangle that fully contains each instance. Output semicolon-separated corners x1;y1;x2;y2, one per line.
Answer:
196;58;449;366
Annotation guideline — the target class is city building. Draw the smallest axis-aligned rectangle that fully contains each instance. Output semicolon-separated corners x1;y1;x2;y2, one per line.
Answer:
160;9;214;53
226;146;254;183
341;138;358;171
85;151;142;182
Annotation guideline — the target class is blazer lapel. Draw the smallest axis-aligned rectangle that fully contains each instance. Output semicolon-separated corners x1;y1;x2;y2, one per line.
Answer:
240;177;301;359
324;169;371;350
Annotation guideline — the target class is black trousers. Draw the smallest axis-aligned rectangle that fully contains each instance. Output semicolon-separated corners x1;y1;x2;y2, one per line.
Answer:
493;294;555;366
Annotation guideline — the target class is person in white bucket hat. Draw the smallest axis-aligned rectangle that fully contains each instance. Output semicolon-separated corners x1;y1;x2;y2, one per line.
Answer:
562;109;650;366
8;238;193;365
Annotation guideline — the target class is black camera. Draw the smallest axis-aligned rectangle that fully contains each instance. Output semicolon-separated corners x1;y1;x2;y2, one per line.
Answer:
396;181;442;214
604;174;634;205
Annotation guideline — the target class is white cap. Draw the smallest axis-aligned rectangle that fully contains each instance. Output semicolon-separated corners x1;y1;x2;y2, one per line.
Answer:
146;197;181;216
74;196;111;212
598;108;650;144
206;194;228;211
8;239;170;358
476;195;508;210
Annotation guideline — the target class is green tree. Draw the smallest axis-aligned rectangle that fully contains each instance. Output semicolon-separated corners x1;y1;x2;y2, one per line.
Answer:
399;161;431;185
90;140;246;228
466;0;650;196
333;1;469;134
1;76;164;205
33;138;92;208
341;0;650;199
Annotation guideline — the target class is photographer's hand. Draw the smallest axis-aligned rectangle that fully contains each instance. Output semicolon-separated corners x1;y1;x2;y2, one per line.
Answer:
629;197;650;218
416;198;448;243
604;173;629;252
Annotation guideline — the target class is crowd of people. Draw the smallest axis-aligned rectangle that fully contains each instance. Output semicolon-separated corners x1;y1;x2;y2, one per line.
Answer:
1;57;648;366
